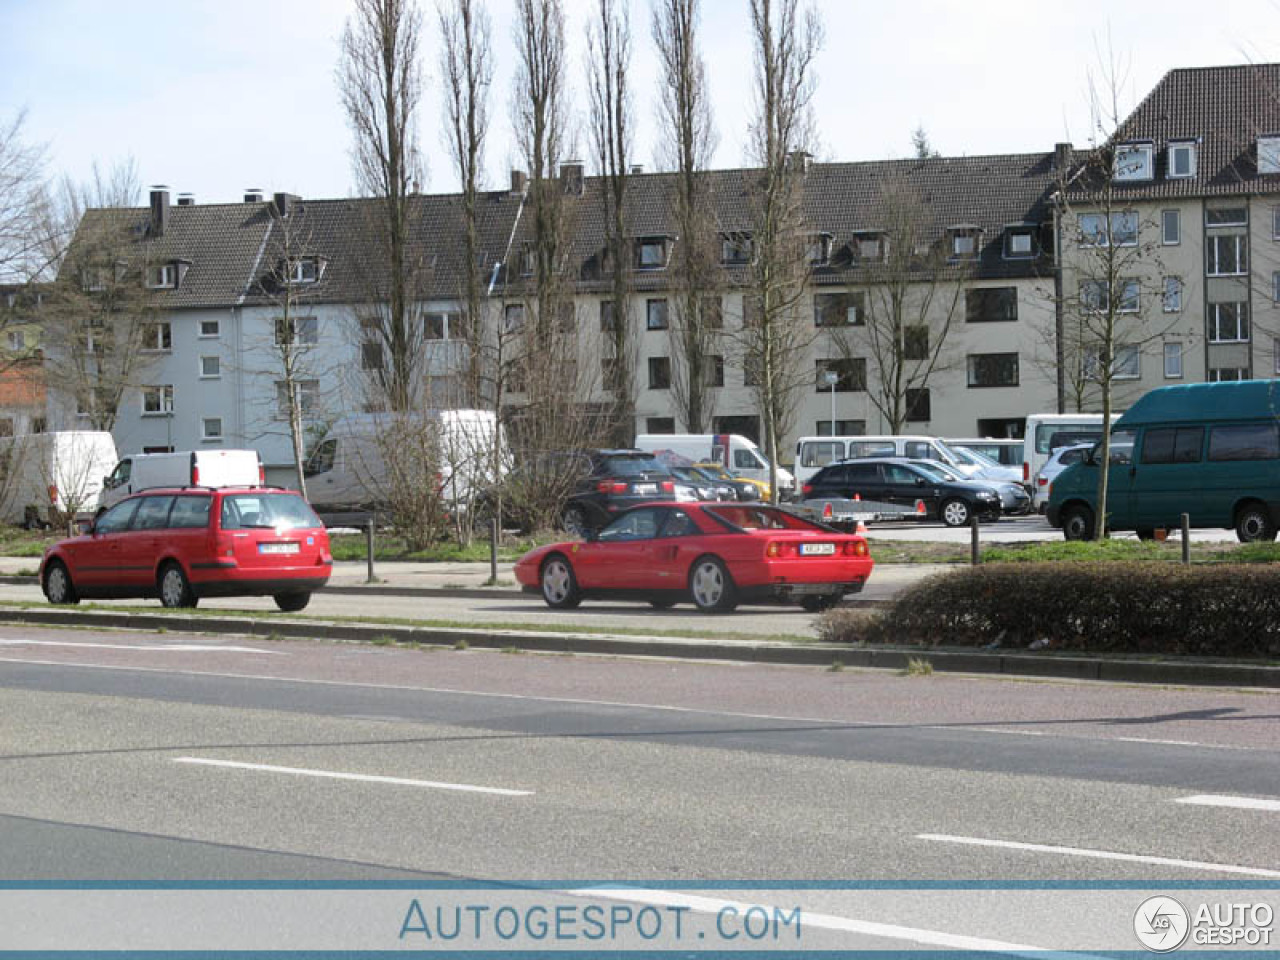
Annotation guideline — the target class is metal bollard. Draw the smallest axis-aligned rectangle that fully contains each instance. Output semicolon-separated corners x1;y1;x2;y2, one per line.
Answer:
970;514;980;565
1181;513;1191;565
365;513;377;583
489;517;499;584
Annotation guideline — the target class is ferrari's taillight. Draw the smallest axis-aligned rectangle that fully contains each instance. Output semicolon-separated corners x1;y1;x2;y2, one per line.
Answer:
843;540;868;557
766;540;795;558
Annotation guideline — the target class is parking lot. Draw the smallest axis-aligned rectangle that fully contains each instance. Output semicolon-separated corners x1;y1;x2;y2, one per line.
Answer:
863;512;1240;543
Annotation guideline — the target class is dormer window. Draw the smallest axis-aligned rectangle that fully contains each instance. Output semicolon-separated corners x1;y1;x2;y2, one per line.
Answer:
516;244;535;277
806;233;833;266
852;232;887;263
1258;135;1280;175
1168;140;1197;179
721;233;753;265
83;268;110;292
145;263;177;289
288;257;323;284
949;226;982;260
1003;225;1036;259
635;236;671;270
1113;142;1154;181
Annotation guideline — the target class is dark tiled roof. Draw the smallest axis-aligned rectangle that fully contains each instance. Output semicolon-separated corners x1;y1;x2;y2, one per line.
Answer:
66;151;1060;310
1070;62;1280;200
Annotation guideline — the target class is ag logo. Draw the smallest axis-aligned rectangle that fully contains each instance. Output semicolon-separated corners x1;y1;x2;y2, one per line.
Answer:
1134;896;1190;952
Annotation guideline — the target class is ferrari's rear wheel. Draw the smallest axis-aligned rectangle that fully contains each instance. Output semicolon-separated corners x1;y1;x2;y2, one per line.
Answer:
689;556;738;613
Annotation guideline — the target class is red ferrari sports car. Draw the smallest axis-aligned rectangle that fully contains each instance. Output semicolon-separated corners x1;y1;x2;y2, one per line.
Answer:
514;501;873;613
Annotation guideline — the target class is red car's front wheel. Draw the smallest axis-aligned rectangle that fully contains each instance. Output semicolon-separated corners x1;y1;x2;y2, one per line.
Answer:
540;554;582;609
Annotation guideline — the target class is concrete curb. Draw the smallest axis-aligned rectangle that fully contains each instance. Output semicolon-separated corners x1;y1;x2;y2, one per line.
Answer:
0;606;1275;687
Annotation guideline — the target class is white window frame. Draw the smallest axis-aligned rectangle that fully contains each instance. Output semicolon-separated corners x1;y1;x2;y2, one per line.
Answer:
1079;211;1138;247
1273;272;1280;304
637;240;667;270
199;319;220;338
1114;344;1141;380
1003;230;1034;259
288;258;319;284
1209;367;1250;382
1163;277;1182;313
201;417;223;442
1259;135;1280;174
1163;342;1184;379
141;385;174;416
951;231;979;259
275;315;318;345
6;331;23;351
1274;338;1280;376
1168;142;1196;179
1161;209;1180;245
1113;143;1154;181
199;355;221;379
145;263;177;289
141;321;173;352
1208;302;1250;344
275;379;319;418
1273;207;1280;240
1206;235;1247;276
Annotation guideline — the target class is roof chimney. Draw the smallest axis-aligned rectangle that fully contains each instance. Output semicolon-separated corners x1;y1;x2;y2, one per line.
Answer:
788;151;813;174
244;188;265;203
560;161;584;196
273;192;299;218
149;185;170;237
511;170;528;196
630;164;644;175
1054;142;1074;172
176;193;195;206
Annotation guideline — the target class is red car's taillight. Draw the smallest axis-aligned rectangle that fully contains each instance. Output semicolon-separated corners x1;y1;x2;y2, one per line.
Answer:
765;540;796;558
843;540;868;557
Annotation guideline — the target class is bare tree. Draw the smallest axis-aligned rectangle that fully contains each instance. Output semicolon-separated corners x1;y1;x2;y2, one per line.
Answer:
741;0;822;500
338;0;429;413
830;173;970;433
587;0;636;443
653;0;720;432
0;110;48;283
438;0;492;409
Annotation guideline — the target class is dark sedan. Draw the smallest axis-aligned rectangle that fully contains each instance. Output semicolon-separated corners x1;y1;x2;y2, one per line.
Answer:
802;457;1002;526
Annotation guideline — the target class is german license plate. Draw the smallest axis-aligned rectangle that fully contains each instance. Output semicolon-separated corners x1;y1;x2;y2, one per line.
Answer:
800;542;835;556
633;483;657;495
259;542;299;555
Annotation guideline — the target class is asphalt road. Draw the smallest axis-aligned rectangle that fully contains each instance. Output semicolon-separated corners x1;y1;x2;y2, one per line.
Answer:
0;621;1276;888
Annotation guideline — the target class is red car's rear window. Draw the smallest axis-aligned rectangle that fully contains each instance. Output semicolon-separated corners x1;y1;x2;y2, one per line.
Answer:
219;493;323;531
704;505;822;533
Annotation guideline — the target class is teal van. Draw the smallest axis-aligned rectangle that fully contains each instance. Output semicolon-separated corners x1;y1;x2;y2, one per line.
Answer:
1046;380;1280;542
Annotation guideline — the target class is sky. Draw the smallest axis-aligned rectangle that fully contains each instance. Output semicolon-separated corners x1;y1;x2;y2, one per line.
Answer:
6;0;1280;205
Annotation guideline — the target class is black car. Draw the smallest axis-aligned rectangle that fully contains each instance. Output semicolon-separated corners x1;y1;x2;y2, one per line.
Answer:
802;457;1002;527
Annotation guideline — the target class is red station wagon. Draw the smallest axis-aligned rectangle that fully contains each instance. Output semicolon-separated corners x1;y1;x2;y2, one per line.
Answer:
39;487;332;611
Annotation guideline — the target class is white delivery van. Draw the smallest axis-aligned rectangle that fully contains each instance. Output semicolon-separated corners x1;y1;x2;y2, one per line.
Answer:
303;410;506;514
99;449;265;510
0;431;118;527
633;433;795;496
793;434;976;488
1021;413;1120;486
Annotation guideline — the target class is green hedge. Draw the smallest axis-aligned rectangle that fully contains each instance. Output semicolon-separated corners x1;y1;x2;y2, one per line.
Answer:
818;562;1280;658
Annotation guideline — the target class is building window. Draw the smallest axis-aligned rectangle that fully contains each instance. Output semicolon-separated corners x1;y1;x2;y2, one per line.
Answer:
0;418;13;437
1273;208;1280;240
599;301;617;332
6;331;22;351
815;420;865;437
275;315;318;345
852;232;886;263
199;355;220;379
704;354;725;388
636;238;668;270
1208;302;1250;343
1163;277;1182;313
199;319;220;338
1162;209;1181;245
601;357;622;392
1164;342;1184;379
646;417;675;434
806;234;832;265
1079;211;1138;246
1168;142;1196;178
1114;344;1140;379
1259;136;1280;174
425;312;461;340
1206;235;1247;276
503;303;525;333
967;353;1019;388
1209;367;1250;382
721;234;753;264
814;291;864;327
145;263;177;289
950;229;980;259
1275;338;1280;376
1273;272;1280;304
646;298;669;330
1003;229;1035;259
141;321;172;352
815;358;866;392
1113;142;1154;181
702;295;723;329
905;388;931;421
1206;207;1248;227
648;356;671;389
201;417;223;441
141;385;174;415
288;258;320;284
276;379;319;417
361;340;383;371
1080;279;1139;313
965;287;1017;323
903;326;929;361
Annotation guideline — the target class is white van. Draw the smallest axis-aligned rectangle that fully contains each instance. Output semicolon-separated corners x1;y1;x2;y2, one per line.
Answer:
793;434;976;488
633;434;795;496
1021;413;1120;485
303;410;505;514
99;449;265;510
0;431;118;527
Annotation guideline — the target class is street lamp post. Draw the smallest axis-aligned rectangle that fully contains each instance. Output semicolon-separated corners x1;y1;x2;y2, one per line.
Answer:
821;370;839;436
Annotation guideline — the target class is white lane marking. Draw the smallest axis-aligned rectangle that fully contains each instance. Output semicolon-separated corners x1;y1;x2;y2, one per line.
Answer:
1176;794;1280;812
918;833;1280;879
172;757;532;796
566;886;1099;958
0;639;282;654
0;656;1267;754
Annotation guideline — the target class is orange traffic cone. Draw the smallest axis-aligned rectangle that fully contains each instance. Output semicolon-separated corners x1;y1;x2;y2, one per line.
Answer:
822;502;833;520
855;517;868;535
915;499;926;515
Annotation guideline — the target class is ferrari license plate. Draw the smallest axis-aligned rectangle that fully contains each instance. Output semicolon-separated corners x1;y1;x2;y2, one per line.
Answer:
800;542;836;556
259;542;299;555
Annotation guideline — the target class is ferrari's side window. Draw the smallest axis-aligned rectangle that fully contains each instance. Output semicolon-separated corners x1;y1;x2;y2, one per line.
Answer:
661;510;699;538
